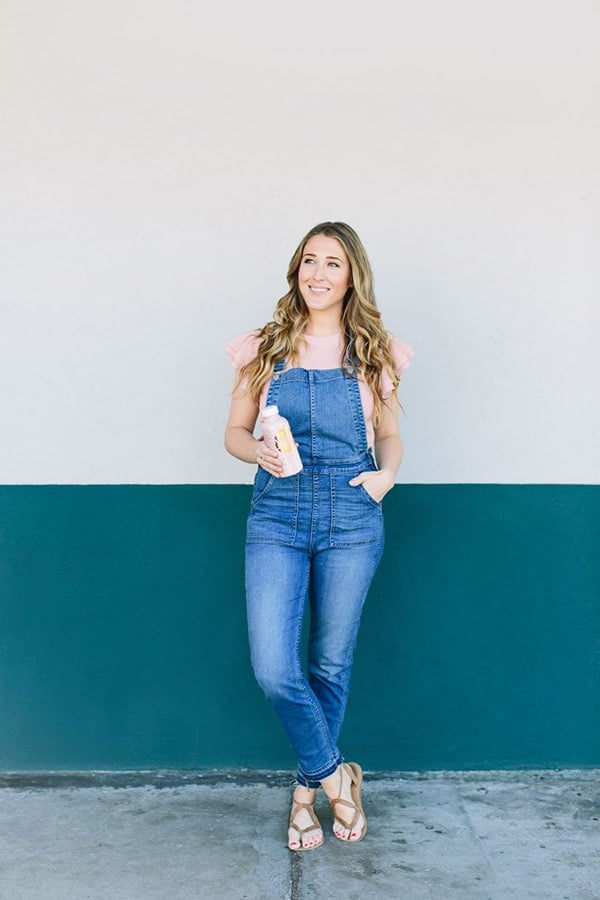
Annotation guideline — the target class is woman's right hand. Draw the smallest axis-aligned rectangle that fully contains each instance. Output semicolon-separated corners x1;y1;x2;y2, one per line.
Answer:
256;438;283;477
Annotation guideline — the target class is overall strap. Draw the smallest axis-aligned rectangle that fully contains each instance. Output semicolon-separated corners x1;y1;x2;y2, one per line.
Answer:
343;370;370;454
265;358;286;407
343;336;370;454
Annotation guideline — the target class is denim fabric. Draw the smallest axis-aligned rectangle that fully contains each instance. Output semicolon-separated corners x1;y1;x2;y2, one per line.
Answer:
245;363;384;787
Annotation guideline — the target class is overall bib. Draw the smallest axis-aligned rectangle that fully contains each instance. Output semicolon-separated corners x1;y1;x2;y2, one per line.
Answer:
245;359;385;787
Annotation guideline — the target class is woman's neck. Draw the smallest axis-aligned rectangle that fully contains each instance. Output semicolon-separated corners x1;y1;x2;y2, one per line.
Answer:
304;312;343;337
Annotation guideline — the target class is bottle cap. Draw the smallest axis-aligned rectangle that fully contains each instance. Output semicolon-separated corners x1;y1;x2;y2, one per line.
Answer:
263;404;279;417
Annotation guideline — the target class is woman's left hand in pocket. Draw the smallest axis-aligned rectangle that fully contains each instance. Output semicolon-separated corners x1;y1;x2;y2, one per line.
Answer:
348;468;395;503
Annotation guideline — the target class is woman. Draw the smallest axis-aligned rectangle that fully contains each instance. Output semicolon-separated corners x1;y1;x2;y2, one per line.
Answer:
225;222;413;851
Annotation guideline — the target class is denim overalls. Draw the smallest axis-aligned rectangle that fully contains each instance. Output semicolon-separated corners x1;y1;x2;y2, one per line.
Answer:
245;359;385;787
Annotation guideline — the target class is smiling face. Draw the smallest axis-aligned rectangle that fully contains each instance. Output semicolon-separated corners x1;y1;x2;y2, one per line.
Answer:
297;234;352;321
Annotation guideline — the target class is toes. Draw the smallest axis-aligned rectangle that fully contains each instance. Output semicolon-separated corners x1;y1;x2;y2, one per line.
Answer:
290;825;323;850
348;814;365;841
302;828;323;849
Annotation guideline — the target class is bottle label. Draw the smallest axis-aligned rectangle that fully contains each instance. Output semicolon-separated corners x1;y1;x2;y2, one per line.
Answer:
274;426;294;454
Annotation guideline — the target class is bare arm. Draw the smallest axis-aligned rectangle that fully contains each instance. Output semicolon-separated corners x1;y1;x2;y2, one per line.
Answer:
349;398;403;502
224;380;283;476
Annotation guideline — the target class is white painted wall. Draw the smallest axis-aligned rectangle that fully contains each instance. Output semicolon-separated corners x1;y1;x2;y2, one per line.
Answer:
1;1;598;484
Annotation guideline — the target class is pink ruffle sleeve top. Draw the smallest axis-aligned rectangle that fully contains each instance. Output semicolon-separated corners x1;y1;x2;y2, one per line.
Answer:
226;331;414;449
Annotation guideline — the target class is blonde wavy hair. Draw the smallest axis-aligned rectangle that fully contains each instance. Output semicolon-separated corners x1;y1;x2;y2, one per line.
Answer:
237;221;400;425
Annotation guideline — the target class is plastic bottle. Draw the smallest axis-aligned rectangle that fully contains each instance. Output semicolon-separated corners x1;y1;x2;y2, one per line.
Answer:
260;405;303;477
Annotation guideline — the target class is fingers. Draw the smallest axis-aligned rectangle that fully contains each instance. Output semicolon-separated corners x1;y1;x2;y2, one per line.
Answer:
348;471;386;502
256;445;283;476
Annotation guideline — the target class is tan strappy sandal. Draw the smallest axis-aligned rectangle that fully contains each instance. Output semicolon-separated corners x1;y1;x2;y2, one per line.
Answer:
329;762;367;842
288;795;324;851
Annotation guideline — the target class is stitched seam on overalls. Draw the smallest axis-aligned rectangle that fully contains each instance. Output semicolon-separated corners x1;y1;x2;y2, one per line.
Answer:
292;562;339;766
346;373;369;454
309;371;318;460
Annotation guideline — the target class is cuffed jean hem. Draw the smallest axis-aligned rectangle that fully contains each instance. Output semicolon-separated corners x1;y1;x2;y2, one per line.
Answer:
296;753;343;789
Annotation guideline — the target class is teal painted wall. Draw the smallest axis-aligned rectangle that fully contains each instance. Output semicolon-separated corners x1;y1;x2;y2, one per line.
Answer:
1;485;598;771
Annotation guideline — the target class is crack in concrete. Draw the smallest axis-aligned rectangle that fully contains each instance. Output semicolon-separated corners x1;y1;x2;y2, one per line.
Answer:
456;793;497;887
289;848;302;900
0;770;296;790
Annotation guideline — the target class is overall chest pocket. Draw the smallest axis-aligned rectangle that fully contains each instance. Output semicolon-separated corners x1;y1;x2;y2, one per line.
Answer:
329;474;384;547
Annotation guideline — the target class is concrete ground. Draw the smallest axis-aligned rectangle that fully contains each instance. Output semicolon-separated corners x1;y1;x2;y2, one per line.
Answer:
0;770;598;900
